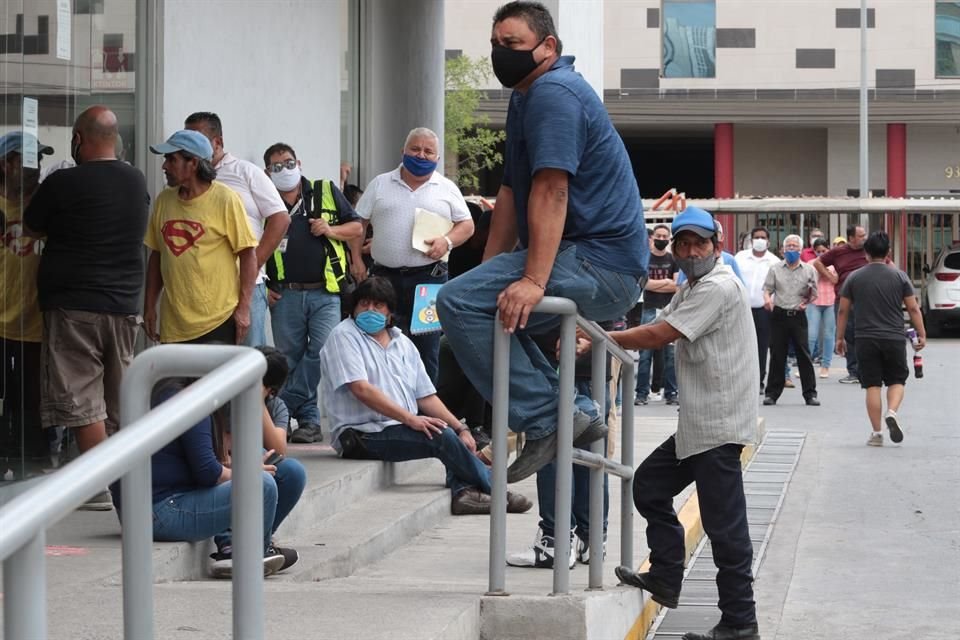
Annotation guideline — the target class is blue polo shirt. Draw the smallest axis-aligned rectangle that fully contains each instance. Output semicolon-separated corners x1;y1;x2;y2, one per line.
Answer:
503;56;649;278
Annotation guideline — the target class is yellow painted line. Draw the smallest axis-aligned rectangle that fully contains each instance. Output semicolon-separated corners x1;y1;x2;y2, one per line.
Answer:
623;438;760;640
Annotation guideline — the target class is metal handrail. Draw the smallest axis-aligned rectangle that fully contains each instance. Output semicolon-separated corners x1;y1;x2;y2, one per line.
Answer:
0;345;267;640
488;297;636;595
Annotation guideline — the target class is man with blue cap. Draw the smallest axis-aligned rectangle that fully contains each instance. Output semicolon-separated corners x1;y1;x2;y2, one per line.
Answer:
0;131;53;474
143;129;257;345
608;206;762;640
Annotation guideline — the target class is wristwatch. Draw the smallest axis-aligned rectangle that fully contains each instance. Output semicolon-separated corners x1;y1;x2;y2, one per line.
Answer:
443;235;453;252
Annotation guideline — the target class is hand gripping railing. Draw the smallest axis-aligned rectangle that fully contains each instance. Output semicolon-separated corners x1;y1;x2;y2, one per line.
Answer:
488;297;636;595
0;345;267;640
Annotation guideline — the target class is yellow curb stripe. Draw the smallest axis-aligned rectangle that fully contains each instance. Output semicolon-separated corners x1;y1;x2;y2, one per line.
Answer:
623;440;758;640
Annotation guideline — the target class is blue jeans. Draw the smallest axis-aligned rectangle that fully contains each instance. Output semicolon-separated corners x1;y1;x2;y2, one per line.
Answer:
243;282;269;347
358;424;492;496
635;307;677;399
438;243;642;440
371;264;447;384
537;380;610;539
152;470;279;553
271;289;341;424
634;436;756;627
806;304;835;368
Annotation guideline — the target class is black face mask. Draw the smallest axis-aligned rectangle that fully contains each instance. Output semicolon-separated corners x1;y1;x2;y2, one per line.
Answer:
491;38;547;88
653;239;669;251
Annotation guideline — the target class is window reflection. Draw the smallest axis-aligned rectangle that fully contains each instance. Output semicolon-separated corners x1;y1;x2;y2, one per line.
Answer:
936;1;960;78
663;1;717;79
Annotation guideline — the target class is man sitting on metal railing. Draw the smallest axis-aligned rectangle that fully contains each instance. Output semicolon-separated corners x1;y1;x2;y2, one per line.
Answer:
319;277;533;516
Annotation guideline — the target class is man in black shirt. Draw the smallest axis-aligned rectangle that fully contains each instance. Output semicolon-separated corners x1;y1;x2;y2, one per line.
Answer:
24;106;150;479
632;224;679;405
262;142;362;444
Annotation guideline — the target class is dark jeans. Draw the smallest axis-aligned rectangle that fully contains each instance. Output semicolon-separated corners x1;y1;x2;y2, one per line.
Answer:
634;436;756;627
751;307;771;387
371;263;447;384
537;380;610;539
355;423;491;496
765;308;817;401
0;338;48;466
834;299;858;377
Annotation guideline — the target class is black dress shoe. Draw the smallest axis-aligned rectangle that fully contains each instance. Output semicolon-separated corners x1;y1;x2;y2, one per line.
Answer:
804;396;820;406
682;622;760;640
614;566;679;608
762;396;776;406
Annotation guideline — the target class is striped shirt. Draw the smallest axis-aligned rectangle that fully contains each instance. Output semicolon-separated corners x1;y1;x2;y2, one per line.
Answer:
763;260;818;310
662;262;760;459
319;318;435;453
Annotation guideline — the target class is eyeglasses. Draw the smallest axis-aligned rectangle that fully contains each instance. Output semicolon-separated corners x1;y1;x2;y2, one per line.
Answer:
269;159;297;173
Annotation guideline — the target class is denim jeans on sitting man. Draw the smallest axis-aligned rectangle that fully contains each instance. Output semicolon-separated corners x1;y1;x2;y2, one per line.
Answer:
438;242;642;445
271;289;342;426
634;306;677;401
356;423;492;496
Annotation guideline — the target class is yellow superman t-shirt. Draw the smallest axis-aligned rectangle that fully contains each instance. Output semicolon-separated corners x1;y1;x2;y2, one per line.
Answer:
145;182;257;343
0;195;43;343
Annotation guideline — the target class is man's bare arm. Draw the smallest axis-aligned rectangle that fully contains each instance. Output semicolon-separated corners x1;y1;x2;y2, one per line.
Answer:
256;212;291;269
483;185;519;260
609;321;684;351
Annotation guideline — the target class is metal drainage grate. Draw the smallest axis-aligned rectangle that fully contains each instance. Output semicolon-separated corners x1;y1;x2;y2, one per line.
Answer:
647;430;806;639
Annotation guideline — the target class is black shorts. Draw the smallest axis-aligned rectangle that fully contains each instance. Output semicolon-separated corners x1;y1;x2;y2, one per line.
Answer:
855;337;908;388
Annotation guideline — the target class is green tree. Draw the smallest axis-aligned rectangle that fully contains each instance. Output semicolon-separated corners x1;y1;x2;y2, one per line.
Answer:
444;54;505;192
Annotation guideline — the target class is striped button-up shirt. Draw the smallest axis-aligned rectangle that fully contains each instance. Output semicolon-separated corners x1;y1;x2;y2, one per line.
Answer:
763;260;818;310
662;262;760;459
319;318;435;452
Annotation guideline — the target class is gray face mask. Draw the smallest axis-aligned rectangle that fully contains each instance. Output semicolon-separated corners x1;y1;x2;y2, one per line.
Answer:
676;253;718;281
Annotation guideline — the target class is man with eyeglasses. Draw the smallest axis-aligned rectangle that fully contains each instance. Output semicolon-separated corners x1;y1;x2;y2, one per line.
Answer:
261;142;362;444
350;127;474;383
184;112;289;347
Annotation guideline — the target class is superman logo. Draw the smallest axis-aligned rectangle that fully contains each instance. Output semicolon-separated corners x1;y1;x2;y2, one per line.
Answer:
161;219;205;256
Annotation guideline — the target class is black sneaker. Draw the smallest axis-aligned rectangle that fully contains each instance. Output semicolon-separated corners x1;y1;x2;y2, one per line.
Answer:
266;543;299;572
614;566;680;608
762;396;776;406
664;396;679;406
506;411;606;483
506;527;576;569
209;546;285;579
290;422;323;443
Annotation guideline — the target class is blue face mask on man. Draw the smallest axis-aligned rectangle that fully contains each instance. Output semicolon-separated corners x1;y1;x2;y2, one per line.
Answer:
784;250;801;264
402;154;437;177
355;310;388;334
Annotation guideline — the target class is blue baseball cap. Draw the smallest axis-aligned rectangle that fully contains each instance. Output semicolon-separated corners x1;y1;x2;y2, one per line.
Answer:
0;131;54;157
149;129;213;161
671;205;717;238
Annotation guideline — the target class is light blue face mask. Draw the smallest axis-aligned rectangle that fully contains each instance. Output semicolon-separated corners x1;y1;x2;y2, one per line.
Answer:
355;310;387;334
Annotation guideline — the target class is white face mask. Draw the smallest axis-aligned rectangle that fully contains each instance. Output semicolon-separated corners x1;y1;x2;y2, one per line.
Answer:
270;166;301;192
752;238;769;253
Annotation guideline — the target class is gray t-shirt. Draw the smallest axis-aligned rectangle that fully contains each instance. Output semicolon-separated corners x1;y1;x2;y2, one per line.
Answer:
839;263;914;341
661;262;760;459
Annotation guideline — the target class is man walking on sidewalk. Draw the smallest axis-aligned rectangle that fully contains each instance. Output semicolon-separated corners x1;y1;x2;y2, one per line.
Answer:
836;231;925;446
612;207;761;640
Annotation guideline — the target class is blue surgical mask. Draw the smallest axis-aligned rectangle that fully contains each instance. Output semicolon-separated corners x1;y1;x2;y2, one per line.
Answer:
402;154;437;177
355;310;387;334
784;250;801;264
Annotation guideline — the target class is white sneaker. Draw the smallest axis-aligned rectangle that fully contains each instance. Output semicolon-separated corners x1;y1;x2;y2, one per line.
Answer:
506;527;576;569
866;432;883;447
647;391;663;403
884;412;904;443
575;533;607;565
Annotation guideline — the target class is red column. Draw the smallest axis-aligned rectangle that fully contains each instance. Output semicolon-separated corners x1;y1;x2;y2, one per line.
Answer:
886;123;907;198
714;123;735;252
887;123;907;264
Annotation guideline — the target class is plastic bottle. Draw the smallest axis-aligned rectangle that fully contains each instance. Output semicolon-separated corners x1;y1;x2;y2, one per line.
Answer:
913;354;924;379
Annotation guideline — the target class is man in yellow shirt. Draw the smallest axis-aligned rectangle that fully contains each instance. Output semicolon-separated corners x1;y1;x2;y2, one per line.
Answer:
0;131;53;475
144;130;257;344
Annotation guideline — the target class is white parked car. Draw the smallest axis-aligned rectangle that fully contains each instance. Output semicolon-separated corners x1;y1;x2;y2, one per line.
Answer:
922;241;960;337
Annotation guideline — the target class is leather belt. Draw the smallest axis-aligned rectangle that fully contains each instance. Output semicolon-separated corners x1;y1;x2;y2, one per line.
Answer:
373;262;441;275
273;282;327;291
